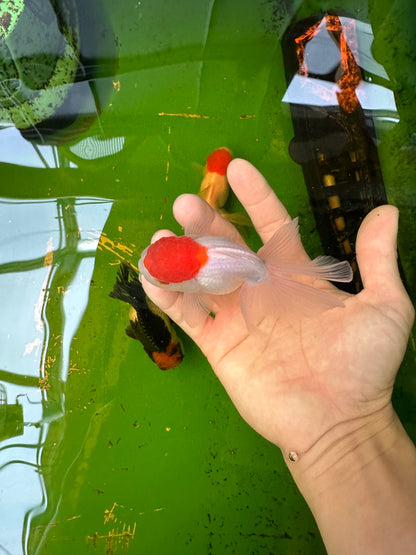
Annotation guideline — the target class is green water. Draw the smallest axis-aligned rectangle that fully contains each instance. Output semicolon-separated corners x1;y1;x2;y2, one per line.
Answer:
0;1;415;554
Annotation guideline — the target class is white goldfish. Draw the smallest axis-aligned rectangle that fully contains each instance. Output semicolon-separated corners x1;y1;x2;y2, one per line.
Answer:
138;217;353;328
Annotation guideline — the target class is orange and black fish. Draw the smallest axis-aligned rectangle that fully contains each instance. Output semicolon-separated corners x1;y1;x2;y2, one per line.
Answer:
110;263;183;370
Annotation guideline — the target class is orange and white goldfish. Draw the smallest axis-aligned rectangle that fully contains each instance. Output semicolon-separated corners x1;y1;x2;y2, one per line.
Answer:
138;218;353;327
198;147;251;228
198;147;233;209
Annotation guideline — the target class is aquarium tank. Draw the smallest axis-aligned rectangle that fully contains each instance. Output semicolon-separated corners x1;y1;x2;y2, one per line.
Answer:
0;0;415;553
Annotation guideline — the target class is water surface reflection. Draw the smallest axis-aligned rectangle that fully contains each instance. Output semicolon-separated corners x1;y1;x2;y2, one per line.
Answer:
0;196;112;555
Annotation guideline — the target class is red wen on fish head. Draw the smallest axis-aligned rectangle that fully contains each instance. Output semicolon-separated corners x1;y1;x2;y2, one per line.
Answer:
143;236;209;283
206;147;232;175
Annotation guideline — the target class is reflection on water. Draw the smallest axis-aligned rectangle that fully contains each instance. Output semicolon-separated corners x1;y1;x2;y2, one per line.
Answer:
0;0;118;145
0;0;123;173
0;126;127;169
0;2;413;555
0;197;112;555
0;128;77;169
282;16;398;123
281;13;398;293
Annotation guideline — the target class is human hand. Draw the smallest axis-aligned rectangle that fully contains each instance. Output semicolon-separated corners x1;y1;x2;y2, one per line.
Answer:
142;159;415;458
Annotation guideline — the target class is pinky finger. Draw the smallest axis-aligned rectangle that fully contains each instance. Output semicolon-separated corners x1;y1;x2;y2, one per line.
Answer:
150;229;176;243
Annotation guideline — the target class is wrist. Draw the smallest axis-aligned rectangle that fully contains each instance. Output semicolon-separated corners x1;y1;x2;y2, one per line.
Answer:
284;404;416;555
284;403;398;495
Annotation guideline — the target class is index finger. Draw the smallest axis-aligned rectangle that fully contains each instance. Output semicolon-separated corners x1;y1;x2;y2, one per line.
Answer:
227;158;291;244
173;193;245;245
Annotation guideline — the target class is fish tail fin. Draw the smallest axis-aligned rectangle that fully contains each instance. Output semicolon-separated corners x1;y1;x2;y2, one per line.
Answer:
240;261;347;328
305;256;353;282
219;210;252;229
109;262;147;312
258;218;353;283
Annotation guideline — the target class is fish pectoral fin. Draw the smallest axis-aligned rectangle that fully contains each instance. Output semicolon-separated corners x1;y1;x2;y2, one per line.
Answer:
125;324;139;340
181;292;212;327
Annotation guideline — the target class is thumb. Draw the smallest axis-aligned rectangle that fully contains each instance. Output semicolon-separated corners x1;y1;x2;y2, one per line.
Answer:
356;205;414;324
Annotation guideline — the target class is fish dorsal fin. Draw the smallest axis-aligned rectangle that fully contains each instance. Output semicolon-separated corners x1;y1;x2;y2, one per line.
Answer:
257;218;304;264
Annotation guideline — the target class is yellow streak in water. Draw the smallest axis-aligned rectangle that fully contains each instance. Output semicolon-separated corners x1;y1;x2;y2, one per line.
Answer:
158;111;209;119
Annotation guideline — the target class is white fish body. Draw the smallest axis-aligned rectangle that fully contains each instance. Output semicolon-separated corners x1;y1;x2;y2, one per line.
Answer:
139;218;353;326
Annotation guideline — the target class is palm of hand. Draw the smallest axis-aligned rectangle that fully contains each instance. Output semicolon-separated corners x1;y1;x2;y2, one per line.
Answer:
194;290;409;452
142;159;414;454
